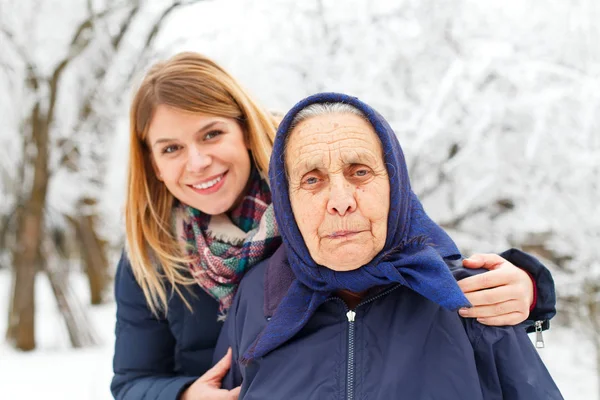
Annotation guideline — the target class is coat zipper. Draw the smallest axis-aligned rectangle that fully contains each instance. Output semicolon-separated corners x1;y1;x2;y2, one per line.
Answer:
343;285;400;400
534;320;545;348
346;310;356;400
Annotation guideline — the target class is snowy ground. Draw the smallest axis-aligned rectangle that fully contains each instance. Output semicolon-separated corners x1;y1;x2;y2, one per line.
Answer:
0;269;596;399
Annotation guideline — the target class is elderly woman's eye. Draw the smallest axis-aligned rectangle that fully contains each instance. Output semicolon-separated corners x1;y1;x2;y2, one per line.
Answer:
305;176;319;185
355;169;370;177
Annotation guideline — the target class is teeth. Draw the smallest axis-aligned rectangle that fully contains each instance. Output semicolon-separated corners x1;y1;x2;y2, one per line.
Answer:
193;175;222;190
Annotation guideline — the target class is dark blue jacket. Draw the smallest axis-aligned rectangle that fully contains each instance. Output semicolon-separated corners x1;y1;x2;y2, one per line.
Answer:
112;248;555;399
111;253;222;400
217;246;562;399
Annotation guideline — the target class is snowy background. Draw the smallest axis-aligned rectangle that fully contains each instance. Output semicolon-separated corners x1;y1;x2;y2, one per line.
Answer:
1;0;598;398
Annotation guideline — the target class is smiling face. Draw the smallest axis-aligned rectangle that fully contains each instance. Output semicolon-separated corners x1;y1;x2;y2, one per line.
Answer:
285;113;390;271
147;104;251;215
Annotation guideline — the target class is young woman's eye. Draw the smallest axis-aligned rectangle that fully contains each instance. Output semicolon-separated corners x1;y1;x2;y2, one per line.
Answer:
204;130;223;140
162;144;180;154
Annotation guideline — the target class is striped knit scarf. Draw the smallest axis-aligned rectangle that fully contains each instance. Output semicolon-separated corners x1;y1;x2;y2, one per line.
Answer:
173;167;281;315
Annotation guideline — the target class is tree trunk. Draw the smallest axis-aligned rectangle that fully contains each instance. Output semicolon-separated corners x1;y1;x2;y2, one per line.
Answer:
5;265;16;340
43;249;98;348
595;331;600;400
5;103;49;351
69;212;109;305
7;206;45;350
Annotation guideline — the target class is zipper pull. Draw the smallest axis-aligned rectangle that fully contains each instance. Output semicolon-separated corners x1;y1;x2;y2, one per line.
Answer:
535;320;545;348
346;310;356;322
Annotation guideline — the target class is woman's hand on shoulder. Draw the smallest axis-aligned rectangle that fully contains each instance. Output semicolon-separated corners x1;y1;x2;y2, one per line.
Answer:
181;348;241;400
457;253;533;326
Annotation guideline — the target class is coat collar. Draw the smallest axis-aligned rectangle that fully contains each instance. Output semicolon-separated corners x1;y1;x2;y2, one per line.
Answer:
263;245;294;318
262;245;404;317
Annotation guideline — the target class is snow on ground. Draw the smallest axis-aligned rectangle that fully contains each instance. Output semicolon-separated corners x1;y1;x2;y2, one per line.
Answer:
0;270;115;400
0;269;596;399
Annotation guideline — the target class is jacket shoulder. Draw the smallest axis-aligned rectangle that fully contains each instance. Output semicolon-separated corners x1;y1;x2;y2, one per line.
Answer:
235;257;268;306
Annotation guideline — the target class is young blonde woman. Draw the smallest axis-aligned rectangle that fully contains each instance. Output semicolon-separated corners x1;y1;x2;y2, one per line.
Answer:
111;52;556;400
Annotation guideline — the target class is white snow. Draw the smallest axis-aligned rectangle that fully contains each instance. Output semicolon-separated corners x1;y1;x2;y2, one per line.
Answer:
0;270;115;400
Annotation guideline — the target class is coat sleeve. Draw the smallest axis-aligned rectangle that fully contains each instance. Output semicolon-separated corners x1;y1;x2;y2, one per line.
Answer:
499;249;556;332
111;252;198;400
212;286;244;390
464;319;564;400
445;248;557;332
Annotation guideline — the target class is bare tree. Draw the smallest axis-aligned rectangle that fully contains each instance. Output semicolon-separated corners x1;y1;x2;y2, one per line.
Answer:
1;0;202;351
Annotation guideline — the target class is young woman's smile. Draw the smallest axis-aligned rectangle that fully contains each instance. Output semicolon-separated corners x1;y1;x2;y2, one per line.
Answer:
187;171;227;194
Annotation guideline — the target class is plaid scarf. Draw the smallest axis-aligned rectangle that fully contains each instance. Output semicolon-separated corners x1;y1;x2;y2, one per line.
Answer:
173;167;281;314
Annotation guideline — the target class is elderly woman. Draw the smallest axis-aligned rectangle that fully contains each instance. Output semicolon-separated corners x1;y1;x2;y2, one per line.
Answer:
215;93;562;399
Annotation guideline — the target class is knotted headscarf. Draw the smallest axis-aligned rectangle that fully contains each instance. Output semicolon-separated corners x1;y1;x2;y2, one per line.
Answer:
242;93;470;362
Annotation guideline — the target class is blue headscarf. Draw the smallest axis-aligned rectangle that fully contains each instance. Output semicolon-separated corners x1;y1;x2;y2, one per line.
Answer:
242;93;470;362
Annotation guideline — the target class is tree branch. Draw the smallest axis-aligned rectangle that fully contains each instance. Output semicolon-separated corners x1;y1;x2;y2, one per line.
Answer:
68;2;142;137
143;0;202;50
0;26;27;62
121;0;205;92
0;26;38;82
439;204;489;230
111;1;141;49
45;3;132;129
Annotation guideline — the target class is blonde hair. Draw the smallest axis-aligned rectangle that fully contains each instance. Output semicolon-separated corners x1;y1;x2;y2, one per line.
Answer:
125;52;278;315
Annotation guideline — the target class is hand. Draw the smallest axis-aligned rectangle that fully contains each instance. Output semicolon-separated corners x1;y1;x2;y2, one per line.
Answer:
180;348;241;400
457;253;534;326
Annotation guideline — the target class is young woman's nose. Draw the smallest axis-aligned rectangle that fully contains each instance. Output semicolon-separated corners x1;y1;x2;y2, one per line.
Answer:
326;179;357;216
186;146;211;172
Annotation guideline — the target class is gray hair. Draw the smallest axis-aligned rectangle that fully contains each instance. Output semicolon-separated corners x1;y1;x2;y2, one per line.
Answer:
288;102;367;133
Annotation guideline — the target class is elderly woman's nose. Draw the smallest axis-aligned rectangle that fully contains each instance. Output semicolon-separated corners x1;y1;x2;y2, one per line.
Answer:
326;180;357;216
186;146;211;172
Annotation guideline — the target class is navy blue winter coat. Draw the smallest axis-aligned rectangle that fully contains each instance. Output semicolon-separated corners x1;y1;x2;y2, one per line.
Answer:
112;247;555;399
111;253;222;399
217;246;562;399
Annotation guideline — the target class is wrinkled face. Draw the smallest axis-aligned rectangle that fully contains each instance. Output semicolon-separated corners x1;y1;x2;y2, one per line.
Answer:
285;113;390;271
147;105;251;215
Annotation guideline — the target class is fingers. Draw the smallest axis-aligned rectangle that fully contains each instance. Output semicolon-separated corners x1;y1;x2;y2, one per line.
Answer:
211;387;242;400
463;285;518;306
459;299;526;319
229;386;242;399
462;253;505;270
200;348;232;383
217;385;241;400
457;269;508;293
474;312;527;326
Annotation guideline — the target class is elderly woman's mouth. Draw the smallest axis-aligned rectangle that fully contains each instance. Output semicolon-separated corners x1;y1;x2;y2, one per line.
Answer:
326;230;366;239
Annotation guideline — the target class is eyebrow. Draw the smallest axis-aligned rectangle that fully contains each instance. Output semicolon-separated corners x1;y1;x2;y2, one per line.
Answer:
152;121;221;148
290;149;380;178
340;150;379;165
